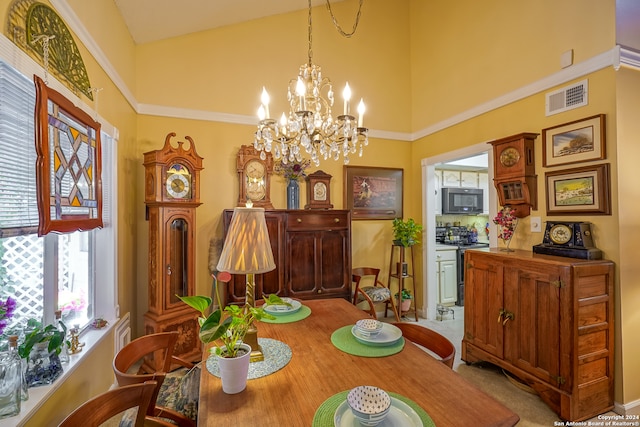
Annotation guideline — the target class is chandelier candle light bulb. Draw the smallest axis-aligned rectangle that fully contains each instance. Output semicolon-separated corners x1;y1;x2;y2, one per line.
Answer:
343;82;351;115
260;87;270;119
357;99;365;127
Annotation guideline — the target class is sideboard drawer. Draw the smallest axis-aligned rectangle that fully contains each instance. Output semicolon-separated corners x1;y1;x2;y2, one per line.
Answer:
286;211;350;230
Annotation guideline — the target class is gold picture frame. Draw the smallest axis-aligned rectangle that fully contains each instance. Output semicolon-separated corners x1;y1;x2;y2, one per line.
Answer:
542;114;606;167
545;163;611;215
344;166;403;220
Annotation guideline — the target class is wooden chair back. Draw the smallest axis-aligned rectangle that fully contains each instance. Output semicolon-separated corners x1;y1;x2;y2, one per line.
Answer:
58;381;158;427
353;267;400;321
391;322;456;368
113;331;196;427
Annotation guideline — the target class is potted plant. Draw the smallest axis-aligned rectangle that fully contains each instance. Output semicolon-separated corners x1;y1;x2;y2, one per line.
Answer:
177;293;286;394
394;289;413;312
392;218;423;247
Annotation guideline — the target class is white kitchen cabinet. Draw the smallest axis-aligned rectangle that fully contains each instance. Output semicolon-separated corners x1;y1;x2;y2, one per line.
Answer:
460;171;478;188
442;170;460;187
436;247;457;305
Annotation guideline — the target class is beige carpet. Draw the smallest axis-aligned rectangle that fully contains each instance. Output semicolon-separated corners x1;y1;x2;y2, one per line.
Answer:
454;361;560;426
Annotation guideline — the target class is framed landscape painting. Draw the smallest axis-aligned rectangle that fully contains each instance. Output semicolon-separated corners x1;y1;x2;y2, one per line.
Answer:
545;163;611;215
542;114;606;167
344;166;403;220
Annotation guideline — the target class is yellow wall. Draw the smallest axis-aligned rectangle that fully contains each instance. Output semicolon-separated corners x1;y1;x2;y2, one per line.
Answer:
409;0;615;130
615;66;640;404
2;0;638;420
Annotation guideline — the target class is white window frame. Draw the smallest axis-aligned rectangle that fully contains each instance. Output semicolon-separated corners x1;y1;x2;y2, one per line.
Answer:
0;33;118;426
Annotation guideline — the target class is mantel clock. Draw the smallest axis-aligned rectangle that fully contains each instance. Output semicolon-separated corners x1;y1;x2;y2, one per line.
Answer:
305;170;333;209
143;132;203;364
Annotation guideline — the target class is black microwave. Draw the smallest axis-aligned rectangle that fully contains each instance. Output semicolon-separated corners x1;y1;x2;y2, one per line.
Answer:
442;188;484;214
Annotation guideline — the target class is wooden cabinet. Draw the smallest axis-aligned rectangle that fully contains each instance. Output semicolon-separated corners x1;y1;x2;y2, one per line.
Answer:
223;209;351;303
436;247;457;305
462;249;614;422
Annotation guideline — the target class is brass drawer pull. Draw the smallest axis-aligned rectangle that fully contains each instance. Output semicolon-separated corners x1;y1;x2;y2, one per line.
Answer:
297;218;302;223
334;218;340;223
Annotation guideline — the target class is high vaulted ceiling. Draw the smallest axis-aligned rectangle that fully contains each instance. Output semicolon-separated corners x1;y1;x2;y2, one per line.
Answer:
113;0;343;44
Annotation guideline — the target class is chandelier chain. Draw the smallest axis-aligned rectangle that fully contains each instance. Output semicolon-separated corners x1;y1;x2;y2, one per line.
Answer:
307;0;313;65
325;0;364;38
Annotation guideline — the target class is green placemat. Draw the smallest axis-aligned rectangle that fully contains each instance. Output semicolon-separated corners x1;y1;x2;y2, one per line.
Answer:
261;304;312;323
312;390;435;427
330;325;404;357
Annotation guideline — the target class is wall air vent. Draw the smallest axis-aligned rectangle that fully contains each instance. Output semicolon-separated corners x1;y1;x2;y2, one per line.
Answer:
545;79;588;116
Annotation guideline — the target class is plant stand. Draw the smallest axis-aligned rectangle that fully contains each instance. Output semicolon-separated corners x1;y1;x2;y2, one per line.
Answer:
387;244;418;321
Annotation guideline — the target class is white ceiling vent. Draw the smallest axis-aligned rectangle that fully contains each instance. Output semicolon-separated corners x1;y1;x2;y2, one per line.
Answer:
545;79;588;116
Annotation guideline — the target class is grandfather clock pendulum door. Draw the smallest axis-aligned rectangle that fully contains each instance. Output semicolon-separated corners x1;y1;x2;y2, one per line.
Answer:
143;132;203;363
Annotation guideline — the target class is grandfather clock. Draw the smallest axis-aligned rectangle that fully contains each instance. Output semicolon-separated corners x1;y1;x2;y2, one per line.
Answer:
143;132;203;363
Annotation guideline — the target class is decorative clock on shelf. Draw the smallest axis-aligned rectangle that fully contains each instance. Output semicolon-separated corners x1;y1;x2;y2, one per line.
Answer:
236;145;274;208
143;132;203;365
488;132;539;218
533;221;602;259
305;170;333;209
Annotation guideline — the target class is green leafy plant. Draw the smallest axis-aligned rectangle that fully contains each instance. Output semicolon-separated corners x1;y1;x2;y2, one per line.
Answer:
177;293;287;358
17;318;66;359
394;289;413;301
392;218;423;247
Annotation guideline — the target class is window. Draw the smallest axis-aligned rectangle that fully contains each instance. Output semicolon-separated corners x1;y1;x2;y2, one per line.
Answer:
0;57;116;339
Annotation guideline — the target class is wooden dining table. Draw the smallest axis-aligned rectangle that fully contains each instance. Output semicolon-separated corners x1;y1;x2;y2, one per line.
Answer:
198;298;519;426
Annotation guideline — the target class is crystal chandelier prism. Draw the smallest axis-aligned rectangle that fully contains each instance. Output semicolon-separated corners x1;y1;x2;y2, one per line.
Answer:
254;0;368;167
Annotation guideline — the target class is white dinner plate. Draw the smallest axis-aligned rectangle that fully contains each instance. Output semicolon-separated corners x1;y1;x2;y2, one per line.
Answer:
263;298;302;315
351;323;403;347
334;396;423;427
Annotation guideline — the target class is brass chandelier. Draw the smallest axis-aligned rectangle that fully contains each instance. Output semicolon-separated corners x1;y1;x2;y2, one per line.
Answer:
254;0;367;167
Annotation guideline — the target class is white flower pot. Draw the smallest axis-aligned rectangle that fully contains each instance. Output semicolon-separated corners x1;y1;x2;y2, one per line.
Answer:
216;343;251;394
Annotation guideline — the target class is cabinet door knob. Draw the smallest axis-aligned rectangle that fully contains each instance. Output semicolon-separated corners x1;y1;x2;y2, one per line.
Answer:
167;265;172;276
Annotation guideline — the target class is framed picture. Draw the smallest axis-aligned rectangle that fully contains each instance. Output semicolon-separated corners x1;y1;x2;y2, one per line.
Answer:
545;163;611;215
344;166;403;220
542;114;606;167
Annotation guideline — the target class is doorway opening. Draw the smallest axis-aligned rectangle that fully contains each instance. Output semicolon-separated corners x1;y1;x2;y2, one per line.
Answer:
420;142;496;320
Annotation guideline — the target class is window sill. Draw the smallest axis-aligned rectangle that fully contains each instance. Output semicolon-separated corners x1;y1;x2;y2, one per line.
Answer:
0;320;116;427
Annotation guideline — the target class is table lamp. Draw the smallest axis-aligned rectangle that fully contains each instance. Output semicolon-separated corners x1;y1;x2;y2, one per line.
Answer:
216;205;275;362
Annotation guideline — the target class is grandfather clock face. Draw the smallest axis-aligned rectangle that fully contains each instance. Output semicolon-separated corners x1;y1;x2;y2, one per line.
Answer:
165;163;192;200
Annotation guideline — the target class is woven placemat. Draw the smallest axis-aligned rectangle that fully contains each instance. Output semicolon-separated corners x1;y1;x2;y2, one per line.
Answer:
261;304;312;323
205;338;291;379
330;325;404;357
312;390;435;427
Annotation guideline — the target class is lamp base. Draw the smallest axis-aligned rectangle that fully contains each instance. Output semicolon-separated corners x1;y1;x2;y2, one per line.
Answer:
243;329;264;362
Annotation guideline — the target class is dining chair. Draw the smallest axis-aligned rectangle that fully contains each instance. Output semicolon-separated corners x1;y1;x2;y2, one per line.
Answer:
58;380;174;427
391;322;456;368
352;267;400;321
112;331;198;427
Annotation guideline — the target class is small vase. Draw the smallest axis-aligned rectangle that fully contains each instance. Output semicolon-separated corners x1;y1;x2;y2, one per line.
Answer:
500;237;514;252
25;342;63;387
0;348;21;419
286;179;300;209
216;343;251;394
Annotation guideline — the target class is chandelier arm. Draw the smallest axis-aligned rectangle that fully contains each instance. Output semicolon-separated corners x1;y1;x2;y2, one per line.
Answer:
325;0;364;38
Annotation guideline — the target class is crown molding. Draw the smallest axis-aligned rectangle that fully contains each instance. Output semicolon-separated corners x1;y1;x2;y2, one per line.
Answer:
50;0;138;112
412;47;620;141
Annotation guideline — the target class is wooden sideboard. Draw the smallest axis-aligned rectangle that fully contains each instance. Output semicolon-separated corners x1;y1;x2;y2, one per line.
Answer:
461;249;614;422
222;209;351;303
